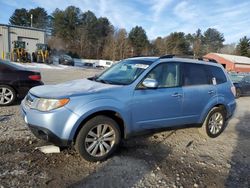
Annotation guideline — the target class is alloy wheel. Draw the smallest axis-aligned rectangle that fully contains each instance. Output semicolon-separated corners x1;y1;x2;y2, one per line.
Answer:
208;112;224;135
0;87;14;105
85;124;116;157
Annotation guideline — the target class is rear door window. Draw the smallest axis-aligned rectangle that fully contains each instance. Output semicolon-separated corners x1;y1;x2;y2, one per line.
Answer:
207;66;227;84
182;63;210;86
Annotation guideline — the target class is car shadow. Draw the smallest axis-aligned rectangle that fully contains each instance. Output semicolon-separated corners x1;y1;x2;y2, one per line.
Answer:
68;132;173;188
225;113;250;187
0;114;14;122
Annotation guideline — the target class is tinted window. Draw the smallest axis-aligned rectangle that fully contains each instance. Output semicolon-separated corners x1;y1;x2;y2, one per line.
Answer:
182;63;210;86
144;63;180;88
208;66;227;84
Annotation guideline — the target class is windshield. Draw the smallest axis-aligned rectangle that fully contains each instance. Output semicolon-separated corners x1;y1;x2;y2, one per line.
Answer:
95;59;153;85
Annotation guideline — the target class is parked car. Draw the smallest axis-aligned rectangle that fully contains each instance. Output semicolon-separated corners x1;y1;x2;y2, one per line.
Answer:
0;60;43;106
229;73;250;98
94;60;113;69
83;62;94;68
59;55;74;66
21;56;236;161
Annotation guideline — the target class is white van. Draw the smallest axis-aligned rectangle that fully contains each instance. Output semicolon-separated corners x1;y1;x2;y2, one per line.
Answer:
94;60;113;68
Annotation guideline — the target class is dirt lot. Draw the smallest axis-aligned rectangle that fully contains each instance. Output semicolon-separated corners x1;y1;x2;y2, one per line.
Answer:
0;68;249;188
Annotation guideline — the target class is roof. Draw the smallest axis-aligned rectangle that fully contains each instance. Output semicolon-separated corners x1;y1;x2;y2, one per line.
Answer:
205;53;250;65
0;23;45;32
127;56;222;67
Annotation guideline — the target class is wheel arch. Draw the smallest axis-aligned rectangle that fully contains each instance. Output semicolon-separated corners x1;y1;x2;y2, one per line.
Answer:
200;103;227;124
72;110;126;144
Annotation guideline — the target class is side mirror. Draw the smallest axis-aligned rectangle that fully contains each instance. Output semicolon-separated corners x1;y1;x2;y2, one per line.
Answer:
142;78;158;89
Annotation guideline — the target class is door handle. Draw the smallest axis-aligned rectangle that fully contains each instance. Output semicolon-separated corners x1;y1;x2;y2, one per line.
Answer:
208;90;215;94
171;93;182;97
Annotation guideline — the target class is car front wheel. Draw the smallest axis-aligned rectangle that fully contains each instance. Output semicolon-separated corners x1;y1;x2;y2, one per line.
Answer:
75;115;121;162
199;107;226;138
0;85;16;106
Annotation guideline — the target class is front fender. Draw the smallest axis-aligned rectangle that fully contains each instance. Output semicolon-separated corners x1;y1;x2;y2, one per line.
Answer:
66;98;131;141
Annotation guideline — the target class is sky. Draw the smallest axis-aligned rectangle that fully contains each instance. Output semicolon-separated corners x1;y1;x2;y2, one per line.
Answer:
0;0;250;44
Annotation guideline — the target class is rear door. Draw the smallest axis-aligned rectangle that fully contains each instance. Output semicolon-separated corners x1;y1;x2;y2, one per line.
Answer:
132;62;183;130
181;63;217;124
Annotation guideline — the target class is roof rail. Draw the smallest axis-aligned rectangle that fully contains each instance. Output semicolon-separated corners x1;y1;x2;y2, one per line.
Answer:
159;54;175;59
199;57;218;63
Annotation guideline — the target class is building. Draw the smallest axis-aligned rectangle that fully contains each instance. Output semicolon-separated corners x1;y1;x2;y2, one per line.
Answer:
0;24;46;59
204;53;250;72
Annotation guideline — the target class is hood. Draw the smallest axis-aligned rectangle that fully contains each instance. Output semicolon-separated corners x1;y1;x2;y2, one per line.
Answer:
29;79;120;98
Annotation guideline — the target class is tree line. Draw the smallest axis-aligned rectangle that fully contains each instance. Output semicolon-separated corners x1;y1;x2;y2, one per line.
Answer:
9;6;250;60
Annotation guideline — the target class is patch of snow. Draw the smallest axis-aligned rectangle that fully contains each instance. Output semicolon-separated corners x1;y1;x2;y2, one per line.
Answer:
11;62;75;70
35;145;60;154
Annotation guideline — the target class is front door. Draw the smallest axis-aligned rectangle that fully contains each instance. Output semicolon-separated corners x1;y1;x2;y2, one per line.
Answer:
131;62;183;130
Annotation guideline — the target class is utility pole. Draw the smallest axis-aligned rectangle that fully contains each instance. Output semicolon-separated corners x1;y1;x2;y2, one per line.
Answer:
30;14;33;27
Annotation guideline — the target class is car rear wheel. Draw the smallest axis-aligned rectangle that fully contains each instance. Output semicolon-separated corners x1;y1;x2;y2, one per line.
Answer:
75;115;121;162
0;85;16;106
199;107;226;138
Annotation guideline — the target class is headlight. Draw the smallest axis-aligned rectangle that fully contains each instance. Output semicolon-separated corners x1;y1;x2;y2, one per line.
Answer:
32;98;69;112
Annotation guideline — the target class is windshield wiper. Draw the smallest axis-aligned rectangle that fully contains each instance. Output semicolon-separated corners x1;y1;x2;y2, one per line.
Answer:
96;79;111;84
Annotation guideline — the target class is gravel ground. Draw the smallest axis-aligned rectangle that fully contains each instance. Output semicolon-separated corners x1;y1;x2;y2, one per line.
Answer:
0;67;249;188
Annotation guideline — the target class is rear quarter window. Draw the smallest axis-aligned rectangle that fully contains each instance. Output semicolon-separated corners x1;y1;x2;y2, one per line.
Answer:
207;66;227;84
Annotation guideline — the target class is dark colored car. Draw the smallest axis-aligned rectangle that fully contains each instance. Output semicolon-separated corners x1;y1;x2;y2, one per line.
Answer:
229;73;250;98
0;60;43;106
59;55;74;66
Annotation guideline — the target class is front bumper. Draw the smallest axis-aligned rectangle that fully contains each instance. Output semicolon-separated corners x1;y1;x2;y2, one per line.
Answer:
21;99;80;146
28;124;70;146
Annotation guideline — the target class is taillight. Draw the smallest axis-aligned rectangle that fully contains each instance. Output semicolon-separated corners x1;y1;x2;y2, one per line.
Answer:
29;75;41;81
231;86;236;97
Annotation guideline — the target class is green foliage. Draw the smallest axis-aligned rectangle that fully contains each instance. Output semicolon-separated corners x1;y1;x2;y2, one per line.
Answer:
9;8;29;26
203;28;225;53
9;7;48;29
128;26;149;56
29;7;48;29
236;36;250;57
165;32;190;55
52;8;113;58
186;29;204;58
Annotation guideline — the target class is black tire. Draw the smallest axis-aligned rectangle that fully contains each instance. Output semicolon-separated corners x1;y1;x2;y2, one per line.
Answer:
0;85;16;106
199;107;226;138
75;115;121;162
236;88;241;98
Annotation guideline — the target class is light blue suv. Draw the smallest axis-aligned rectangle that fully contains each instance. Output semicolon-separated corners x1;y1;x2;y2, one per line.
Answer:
21;56;236;161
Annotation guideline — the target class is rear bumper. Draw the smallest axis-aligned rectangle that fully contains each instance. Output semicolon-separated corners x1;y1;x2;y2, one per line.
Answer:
227;100;237;119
